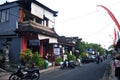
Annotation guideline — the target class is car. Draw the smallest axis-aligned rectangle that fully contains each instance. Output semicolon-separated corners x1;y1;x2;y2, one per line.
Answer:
81;57;90;63
81;56;96;63
88;56;96;63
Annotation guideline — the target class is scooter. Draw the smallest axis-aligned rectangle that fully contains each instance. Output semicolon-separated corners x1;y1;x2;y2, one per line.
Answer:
9;64;40;80
60;60;68;69
60;60;76;69
68;60;76;68
76;58;82;67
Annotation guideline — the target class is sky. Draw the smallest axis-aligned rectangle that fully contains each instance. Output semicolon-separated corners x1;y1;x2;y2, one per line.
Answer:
1;0;120;49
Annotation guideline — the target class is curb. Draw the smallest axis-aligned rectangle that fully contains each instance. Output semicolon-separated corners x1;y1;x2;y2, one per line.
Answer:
40;66;60;73
102;60;118;80
102;62;111;80
0;66;60;79
0;72;10;77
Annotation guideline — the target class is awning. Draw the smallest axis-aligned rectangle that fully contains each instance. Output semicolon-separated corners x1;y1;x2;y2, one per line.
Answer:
38;34;58;43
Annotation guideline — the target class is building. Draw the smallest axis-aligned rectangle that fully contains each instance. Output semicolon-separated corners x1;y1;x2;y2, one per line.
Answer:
57;36;82;58
0;0;59;64
0;0;81;64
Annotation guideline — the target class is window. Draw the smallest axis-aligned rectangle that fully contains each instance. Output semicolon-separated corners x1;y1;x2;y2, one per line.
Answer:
1;10;6;22
0;9;9;23
6;9;9;21
43;17;49;26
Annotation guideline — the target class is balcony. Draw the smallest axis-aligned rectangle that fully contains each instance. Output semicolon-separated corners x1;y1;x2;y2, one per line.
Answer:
16;20;58;38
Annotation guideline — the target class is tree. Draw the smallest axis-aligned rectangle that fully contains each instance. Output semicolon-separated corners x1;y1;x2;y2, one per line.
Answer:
107;45;114;55
76;41;105;57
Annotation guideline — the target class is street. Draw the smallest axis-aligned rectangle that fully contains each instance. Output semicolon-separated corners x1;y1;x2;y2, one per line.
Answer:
0;58;111;80
40;59;110;80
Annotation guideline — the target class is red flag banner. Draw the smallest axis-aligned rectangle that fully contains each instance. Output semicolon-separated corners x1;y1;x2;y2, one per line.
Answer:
97;5;120;31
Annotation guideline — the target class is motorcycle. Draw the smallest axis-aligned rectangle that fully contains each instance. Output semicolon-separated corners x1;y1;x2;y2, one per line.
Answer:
60;60;68;69
60;60;76;69
75;58;82;67
68;60;76;68
9;64;40;80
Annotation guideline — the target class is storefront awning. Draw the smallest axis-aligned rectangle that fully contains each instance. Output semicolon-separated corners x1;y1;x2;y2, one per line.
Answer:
38;34;58;43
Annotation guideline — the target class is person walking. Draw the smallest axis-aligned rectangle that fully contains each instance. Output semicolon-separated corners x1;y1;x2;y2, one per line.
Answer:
96;55;100;64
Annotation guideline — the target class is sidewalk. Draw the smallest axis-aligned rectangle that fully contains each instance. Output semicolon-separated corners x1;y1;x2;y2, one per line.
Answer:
102;60;118;80
0;68;11;80
108;61;118;80
0;66;60;80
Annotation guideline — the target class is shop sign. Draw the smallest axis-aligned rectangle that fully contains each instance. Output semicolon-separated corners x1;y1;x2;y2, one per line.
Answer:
54;48;60;55
29;40;40;46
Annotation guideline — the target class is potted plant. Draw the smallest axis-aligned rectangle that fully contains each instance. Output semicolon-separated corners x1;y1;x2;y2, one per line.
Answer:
66;53;76;61
20;49;33;65
31;52;45;69
55;57;62;66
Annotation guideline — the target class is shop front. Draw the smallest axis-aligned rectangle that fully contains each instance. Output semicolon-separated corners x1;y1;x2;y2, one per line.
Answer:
16;21;58;63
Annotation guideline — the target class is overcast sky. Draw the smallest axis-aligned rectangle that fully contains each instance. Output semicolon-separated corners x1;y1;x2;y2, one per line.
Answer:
1;0;120;49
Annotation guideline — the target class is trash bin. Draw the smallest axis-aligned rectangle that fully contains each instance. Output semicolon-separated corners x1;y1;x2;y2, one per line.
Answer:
44;60;48;69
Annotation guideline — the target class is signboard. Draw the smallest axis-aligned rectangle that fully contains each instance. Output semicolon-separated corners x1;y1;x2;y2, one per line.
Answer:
54;48;60;55
29;40;40;46
89;48;93;54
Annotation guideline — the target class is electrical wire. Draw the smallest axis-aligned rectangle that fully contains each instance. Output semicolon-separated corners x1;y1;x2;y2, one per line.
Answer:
82;21;113;39
57;1;120;25
57;10;97;24
83;15;120;39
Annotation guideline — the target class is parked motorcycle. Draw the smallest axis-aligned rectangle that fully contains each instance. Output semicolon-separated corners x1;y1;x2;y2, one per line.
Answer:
75;58;82;67
60;60;68;69
9;64;40;80
60;60;76;69
68;60;76;68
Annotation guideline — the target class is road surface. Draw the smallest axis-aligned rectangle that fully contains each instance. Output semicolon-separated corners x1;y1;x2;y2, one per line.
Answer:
40;59;110;80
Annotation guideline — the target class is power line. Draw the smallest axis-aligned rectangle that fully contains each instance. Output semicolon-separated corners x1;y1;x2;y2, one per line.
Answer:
57;10;97;24
83;21;113;39
82;1;120;39
57;1;120;25
83;15;120;39
108;1;120;7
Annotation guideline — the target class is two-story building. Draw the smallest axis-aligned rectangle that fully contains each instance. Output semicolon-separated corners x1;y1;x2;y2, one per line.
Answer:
0;0;59;63
0;0;81;64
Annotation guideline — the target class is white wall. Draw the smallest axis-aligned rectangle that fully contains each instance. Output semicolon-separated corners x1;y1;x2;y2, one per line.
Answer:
31;2;55;27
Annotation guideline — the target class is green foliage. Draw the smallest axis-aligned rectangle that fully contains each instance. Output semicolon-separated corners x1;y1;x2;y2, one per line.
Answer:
78;41;87;53
20;49;45;68
55;57;62;65
108;45;114;49
66;53;76;61
76;41;106;56
20;48;33;61
79;52;87;58
32;51;45;68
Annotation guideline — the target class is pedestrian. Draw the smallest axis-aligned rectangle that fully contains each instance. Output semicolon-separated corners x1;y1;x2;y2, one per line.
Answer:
96;55;100;64
113;53;120;80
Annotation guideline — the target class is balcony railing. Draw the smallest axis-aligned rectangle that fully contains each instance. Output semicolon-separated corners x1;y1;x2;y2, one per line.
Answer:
18;20;54;33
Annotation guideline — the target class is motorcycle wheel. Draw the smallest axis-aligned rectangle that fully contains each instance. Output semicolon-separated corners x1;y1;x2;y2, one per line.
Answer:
60;64;64;69
31;72;40;80
9;74;21;80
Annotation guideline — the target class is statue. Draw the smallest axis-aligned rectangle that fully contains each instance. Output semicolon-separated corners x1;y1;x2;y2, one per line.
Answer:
2;42;10;69
3;44;9;62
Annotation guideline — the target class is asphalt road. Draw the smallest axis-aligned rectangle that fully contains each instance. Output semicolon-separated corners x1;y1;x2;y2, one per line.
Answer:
40;59;110;80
